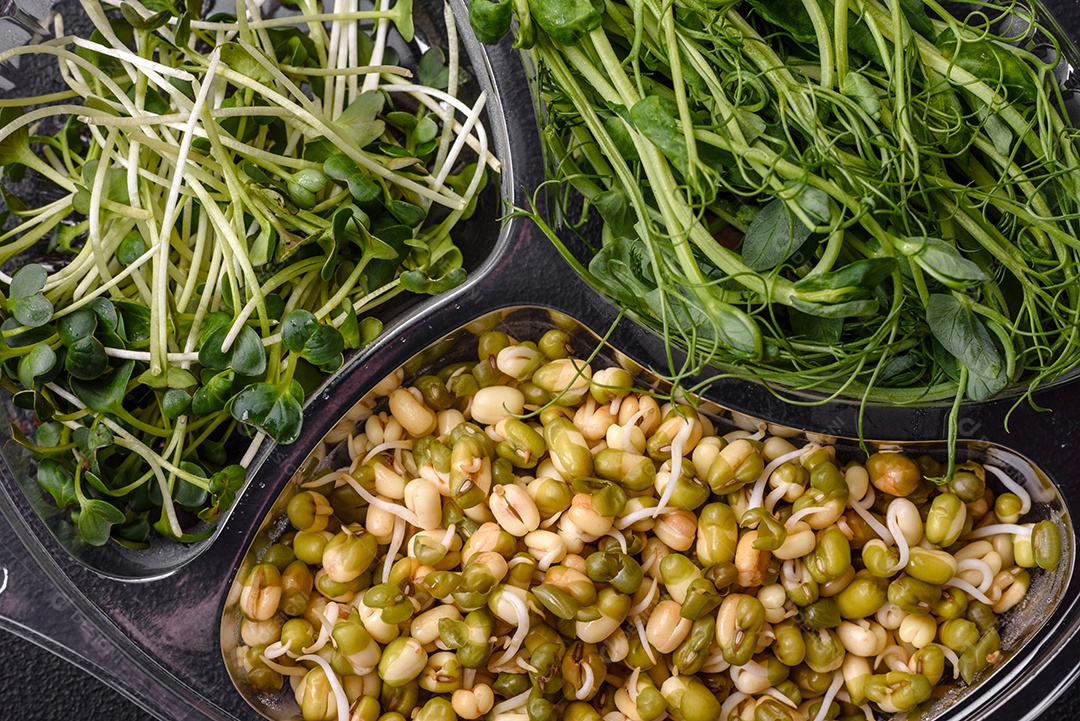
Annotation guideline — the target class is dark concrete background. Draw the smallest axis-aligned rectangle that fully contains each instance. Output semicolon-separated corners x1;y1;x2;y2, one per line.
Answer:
3;0;1080;719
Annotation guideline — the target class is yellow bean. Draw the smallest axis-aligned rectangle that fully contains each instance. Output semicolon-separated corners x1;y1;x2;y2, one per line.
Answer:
389;387;437;437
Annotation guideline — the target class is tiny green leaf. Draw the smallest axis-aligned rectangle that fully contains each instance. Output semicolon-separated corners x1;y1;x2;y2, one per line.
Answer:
70;360;134;413
228;380;304;444
76;498;126;546
65;336;110;381
162;388;192;419
58;308;98;345
18;343;57;389
37;459;77;509
191;370;236;415
12;294;54;328
9;264;47;300
925;294;1009;401
324;155;382;204
198;324;267;376
218;42;275;84
198;464;246;522
137;366;199;389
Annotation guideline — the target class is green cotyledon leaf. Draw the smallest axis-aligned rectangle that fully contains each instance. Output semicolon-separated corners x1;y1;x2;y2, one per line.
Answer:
228;379;305;444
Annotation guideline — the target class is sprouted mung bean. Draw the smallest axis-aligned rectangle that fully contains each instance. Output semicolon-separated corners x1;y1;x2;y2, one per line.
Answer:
232;328;1064;721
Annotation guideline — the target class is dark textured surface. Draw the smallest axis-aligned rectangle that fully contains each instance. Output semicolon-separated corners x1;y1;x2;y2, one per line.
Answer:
3;1;1080;721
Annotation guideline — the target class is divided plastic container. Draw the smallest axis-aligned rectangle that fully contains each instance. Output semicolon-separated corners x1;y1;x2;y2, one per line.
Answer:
2;1;1080;720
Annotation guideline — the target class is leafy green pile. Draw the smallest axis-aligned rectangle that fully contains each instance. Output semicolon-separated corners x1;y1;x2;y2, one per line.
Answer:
472;0;1080;463
0;0;495;547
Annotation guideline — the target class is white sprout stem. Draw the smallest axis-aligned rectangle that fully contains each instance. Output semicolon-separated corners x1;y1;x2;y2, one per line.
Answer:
260;655;308;676
628;579;659;617
605;528;629;554
432;0;459;173
985;464;1032;515
577;663;597;700
303;603;340;654
362;0;392;93
886;501;911;573
720;692;749;721
987;447;1052;503
936;643;961;679
813;671;846;721
665;416;694;492
786;505;831;527
262;641;290;659
491;689;531;715
848;489;894;545
364;440;416;465
382;516;407;583
149;47;221;375
749;445;812;509
944;576;994;605
432;91;488;189
633;616;657;666
70;36;195;81
493;591;531;665
296;655;349;721
240;433;268;469
382;83;501;172
957;558;996;593
964;523;1033;540
764;688;798;708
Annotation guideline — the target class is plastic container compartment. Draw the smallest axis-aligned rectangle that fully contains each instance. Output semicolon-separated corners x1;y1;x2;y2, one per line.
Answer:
1;1;1080;720
220;304;1077;721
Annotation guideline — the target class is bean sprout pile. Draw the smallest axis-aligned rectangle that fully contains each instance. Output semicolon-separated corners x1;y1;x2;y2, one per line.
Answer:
231;320;1063;721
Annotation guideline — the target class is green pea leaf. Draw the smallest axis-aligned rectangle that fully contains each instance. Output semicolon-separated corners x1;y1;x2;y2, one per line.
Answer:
191;370;236;415
122;2;171;30
36;421;65;448
18;343;57;389
789;297;880;318
70;360;135;413
793;258;897;300
418;47;450;88
76;498;126;546
228;380;304;444
896;237;989;290
10;264;46;300
925;294;1009;401
469;0;513;44
741;198;813;272
198;324;267;376
630;95;689;177
526;0;602;46
113;518;151;549
65;336;110;381
339;301;361;349
0;107;33;171
789;308;843;343
198;464;246;522
37;459;77;509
